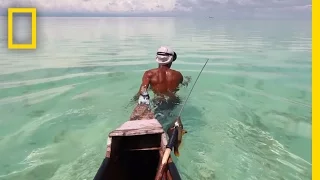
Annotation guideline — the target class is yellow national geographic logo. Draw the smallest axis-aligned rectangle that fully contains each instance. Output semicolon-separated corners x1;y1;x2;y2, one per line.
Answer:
7;8;37;49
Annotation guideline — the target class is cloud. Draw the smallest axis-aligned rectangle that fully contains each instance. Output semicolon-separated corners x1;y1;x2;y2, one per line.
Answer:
0;0;176;12
0;0;311;18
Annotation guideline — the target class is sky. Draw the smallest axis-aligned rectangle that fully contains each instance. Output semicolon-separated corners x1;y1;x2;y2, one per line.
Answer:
0;0;312;19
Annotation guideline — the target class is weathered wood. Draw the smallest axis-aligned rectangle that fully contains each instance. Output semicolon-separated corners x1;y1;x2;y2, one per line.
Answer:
99;102;175;180
109;119;164;137
126;147;161;151
129;104;155;120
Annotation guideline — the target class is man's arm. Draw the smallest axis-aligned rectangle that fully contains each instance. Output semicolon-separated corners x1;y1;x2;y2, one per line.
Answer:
133;71;152;100
179;72;191;87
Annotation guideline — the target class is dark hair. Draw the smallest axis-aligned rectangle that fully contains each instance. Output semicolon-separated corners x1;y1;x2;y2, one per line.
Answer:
173;52;177;62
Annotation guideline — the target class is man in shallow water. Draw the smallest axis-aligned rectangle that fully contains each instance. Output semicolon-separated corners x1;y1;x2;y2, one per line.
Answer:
134;46;191;113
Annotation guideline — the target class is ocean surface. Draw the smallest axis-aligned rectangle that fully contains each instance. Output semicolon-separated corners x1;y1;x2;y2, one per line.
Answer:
0;17;311;180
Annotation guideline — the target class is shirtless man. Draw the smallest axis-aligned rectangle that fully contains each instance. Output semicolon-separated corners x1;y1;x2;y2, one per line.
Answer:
134;46;190;110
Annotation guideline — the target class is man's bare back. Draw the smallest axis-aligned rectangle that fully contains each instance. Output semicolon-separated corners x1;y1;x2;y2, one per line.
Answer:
141;66;183;98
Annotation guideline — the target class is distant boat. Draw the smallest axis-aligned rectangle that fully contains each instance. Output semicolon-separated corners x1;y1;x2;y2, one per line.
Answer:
209;16;214;19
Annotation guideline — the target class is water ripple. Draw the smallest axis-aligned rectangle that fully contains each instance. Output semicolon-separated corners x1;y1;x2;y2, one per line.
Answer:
0;17;311;180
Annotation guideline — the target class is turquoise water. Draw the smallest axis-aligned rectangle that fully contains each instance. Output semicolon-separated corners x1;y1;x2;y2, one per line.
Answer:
0;17;311;180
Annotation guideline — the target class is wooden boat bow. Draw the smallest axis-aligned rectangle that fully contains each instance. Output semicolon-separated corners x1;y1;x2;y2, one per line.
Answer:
93;103;181;180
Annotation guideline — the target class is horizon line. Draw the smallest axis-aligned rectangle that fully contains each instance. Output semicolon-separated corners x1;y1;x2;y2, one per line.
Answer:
0;11;311;20
0;14;311;20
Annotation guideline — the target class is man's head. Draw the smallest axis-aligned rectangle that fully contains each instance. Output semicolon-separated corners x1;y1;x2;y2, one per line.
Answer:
156;46;177;68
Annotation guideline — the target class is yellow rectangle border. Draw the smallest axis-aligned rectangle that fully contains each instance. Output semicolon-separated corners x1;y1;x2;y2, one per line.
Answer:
313;0;318;179
7;8;37;49
311;0;320;177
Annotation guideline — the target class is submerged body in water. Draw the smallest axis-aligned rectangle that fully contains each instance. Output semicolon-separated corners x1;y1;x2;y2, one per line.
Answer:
152;96;180;117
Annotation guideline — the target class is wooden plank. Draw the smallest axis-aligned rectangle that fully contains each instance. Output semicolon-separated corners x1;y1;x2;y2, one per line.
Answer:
109;119;164;137
125;147;161;151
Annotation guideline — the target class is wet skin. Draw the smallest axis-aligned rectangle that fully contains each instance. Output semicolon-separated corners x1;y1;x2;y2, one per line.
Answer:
143;67;181;96
132;63;191;113
136;63;189;99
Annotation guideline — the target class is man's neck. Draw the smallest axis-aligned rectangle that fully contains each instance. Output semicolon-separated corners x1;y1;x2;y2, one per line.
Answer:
158;65;171;69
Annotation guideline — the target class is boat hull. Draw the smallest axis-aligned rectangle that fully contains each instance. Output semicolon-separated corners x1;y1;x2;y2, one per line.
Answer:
93;104;181;180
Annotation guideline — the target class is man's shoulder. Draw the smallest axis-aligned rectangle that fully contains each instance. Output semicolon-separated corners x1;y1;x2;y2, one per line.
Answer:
147;68;182;76
146;68;158;74
143;69;155;77
169;69;183;76
168;69;183;79
144;67;159;71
